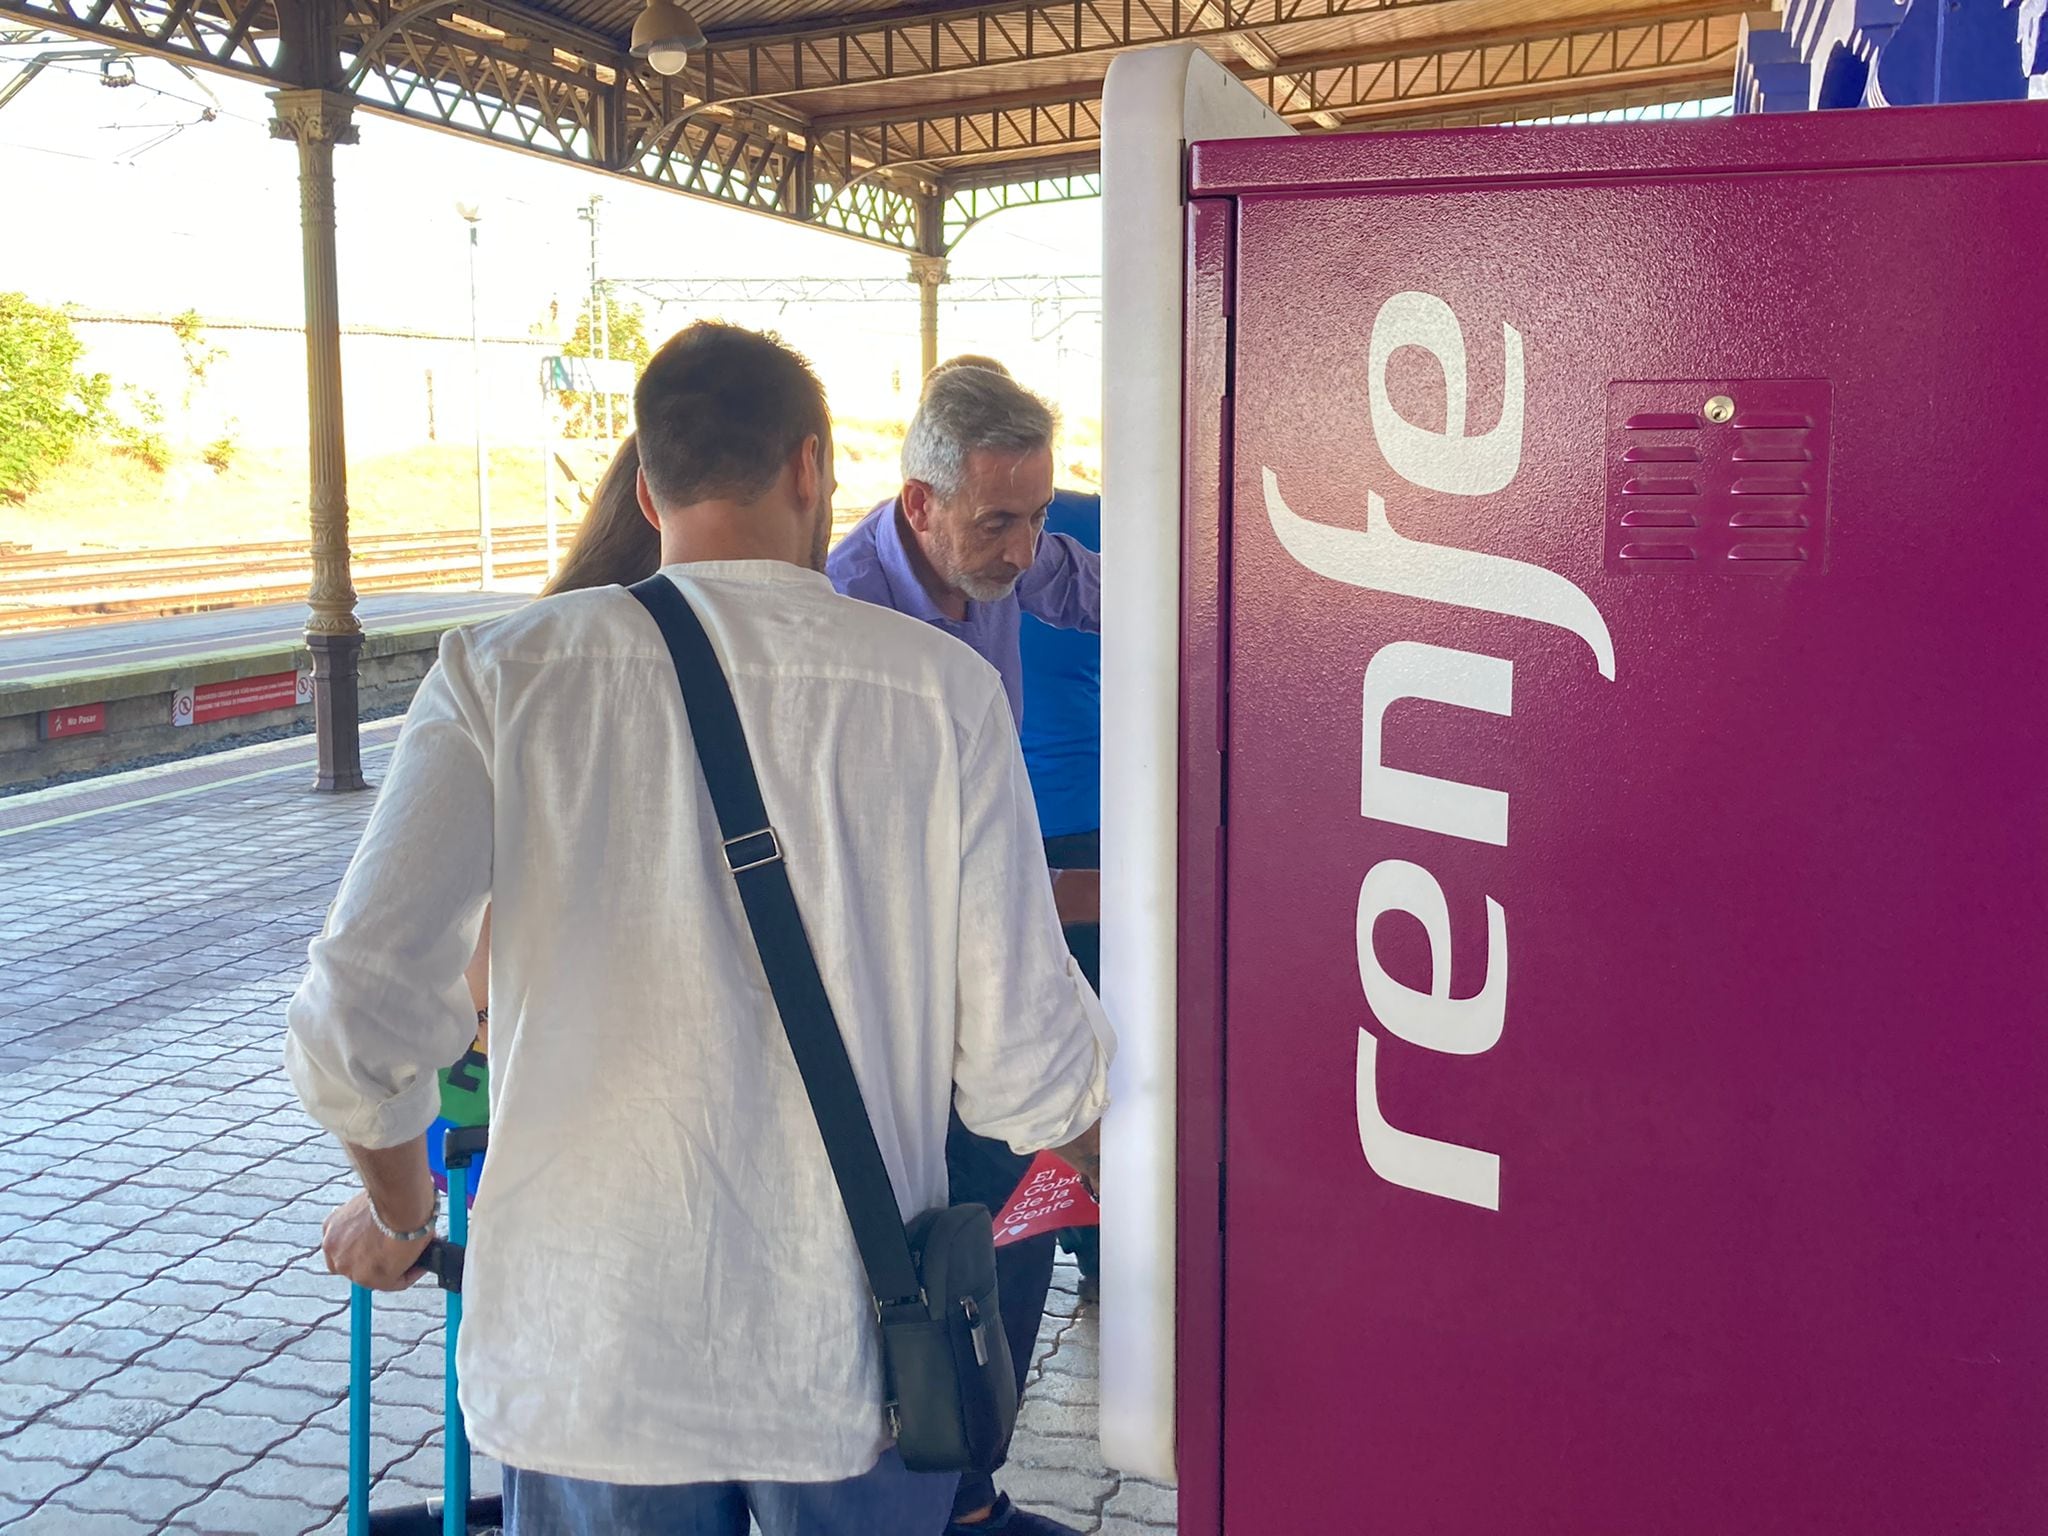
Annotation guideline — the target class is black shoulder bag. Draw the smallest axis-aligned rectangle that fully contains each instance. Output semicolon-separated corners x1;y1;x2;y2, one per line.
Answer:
627;574;1019;1475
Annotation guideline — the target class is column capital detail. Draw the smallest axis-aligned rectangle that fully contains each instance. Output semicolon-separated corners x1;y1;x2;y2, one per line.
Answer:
269;89;359;148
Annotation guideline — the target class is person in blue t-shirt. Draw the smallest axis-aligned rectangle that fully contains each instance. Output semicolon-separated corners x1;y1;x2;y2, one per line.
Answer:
1019;487;1103;1302
1020;489;1101;860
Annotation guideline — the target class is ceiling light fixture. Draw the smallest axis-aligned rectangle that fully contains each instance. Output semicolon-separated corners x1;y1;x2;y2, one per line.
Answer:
632;0;706;77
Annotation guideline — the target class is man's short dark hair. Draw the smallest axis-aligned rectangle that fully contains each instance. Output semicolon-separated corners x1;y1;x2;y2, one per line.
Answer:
634;323;829;509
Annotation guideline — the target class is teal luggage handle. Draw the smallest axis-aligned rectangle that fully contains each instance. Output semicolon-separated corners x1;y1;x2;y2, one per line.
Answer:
347;1126;493;1536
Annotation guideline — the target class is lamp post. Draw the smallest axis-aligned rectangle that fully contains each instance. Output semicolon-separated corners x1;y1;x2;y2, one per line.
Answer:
578;194;614;441
457;200;493;588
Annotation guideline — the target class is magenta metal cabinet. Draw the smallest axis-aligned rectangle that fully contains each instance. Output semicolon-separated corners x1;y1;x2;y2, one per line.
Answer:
1177;104;2048;1536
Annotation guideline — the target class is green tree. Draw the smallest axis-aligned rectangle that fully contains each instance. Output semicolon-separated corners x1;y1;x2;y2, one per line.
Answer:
170;309;228;411
0;293;110;502
169;308;238;471
555;295;651;439
107;387;170;472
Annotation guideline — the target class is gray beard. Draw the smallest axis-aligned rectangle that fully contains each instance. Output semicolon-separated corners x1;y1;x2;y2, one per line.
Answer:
928;524;1021;604
955;570;1021;603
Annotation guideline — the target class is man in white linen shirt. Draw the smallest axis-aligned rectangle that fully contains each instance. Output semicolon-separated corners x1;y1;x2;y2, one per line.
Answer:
285;321;1114;1536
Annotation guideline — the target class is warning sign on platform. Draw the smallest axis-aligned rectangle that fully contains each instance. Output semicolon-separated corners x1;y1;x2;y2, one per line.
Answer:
992;1151;1099;1248
171;669;311;728
39;704;106;740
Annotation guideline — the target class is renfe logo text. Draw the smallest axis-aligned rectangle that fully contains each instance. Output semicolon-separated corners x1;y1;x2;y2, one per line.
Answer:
1261;291;1615;1211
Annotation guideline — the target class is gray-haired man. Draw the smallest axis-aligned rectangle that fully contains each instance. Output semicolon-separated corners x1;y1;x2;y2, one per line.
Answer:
827;361;1100;1536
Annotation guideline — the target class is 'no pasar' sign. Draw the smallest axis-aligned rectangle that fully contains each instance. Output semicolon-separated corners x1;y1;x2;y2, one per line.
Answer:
993;1150;1099;1247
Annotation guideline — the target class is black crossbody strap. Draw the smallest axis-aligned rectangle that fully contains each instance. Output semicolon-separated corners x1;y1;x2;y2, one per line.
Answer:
627;575;924;1310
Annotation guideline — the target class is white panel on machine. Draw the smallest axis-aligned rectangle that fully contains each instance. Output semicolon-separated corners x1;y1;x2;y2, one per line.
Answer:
1097;45;1292;1482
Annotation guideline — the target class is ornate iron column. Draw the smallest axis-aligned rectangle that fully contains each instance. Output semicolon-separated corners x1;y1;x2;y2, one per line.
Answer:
270;88;364;792
911;191;948;379
910;254;949;379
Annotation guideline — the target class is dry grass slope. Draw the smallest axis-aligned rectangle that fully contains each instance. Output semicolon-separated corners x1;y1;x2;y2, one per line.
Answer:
4;417;1102;557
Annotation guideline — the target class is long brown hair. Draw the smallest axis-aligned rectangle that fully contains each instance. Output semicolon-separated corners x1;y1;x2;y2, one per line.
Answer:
542;434;663;595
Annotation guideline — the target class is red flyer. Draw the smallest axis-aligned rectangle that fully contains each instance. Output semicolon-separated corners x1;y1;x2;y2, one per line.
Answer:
992;1150;1099;1247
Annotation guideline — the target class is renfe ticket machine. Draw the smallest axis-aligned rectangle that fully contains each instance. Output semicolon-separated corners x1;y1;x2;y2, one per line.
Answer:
1094;48;2048;1536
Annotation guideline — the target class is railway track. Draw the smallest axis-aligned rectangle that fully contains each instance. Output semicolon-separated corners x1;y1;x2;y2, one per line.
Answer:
0;524;580;635
1;503;875;636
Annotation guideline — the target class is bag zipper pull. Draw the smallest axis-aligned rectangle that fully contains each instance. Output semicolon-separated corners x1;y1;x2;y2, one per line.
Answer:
964;1297;990;1367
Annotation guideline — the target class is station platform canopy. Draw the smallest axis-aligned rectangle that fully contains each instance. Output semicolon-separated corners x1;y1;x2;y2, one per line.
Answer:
1;0;1749;791
3;0;1748;255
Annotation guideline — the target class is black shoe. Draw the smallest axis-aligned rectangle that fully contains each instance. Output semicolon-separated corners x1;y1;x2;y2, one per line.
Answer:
944;1493;1084;1535
1078;1273;1100;1306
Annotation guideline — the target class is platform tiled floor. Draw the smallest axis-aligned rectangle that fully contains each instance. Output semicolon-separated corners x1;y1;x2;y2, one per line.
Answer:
0;730;1173;1534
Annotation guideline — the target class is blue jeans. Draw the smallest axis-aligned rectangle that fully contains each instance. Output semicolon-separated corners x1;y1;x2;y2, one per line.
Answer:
502;1451;958;1536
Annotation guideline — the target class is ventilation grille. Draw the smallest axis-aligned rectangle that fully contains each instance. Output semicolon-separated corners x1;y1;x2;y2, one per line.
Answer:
1605;380;1831;574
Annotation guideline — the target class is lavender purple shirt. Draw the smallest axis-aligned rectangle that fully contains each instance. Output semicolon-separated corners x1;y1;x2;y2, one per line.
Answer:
827;498;1102;726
